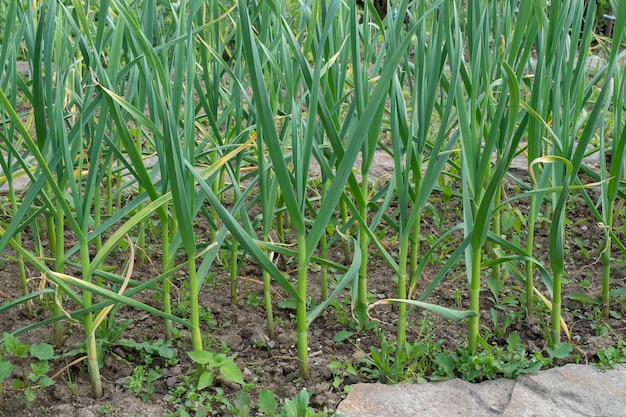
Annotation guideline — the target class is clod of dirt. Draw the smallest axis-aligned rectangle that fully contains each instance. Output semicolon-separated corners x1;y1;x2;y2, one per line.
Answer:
220;330;243;348
583;334;616;358
246;324;270;345
275;328;298;346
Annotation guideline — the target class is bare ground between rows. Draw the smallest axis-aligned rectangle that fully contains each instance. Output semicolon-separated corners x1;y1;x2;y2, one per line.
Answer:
0;179;625;416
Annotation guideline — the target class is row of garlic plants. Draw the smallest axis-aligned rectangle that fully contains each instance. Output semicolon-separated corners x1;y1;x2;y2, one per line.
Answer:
0;0;624;398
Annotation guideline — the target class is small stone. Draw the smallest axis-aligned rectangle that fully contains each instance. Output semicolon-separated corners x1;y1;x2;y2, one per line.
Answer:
276;329;297;346
352;349;366;361
320;366;333;380
115;377;129;387
243;367;253;380
168;364;183;377
49;404;75;414
166;376;178;388
220;332;243;348
249;325;270;345
284;371;298;382
53;383;74;402
76;409;97;417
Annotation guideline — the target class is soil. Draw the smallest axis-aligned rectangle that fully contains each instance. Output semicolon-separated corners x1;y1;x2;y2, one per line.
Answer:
1;166;625;417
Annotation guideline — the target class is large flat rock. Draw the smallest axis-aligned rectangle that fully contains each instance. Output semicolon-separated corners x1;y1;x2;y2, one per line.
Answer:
336;364;626;417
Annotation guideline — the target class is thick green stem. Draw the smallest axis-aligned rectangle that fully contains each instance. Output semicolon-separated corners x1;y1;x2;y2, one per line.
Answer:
53;209;65;349
85;327;102;398
135;133;146;266
357;226;369;326
320;183;329;301
161;219;173;340
46;211;56;256
263;268;275;340
188;253;204;358
276;206;285;243
320;229;329;301
397;231;409;353
209;160;222;243
409;217;420;280
106;160;113;215
410;163;423;279
136;216;146;266
490;185;502;283
356;178;369;327
339;198;353;264
93;190;103;289
230;238;239;303
551;269;562;346
80;240;102;398
601;243;611;319
525;194;537;316
115;161;122;210
276;209;286;270
468;245;482;354
296;232;309;379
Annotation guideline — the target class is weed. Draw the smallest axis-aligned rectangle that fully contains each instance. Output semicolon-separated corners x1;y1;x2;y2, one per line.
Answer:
256;389;339;417
574;237;590;258
165;378;235;417
1;333;55;408
246;294;262;308
432;334;544;382
596;344;626;369
187;350;244;390
125;365;162;402
116;338;178;366
358;327;433;383
328;361;358;391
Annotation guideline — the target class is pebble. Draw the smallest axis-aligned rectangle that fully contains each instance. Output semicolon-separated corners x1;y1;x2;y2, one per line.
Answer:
276;329;297;346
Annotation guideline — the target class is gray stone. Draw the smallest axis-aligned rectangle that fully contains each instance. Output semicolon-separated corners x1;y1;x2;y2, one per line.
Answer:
336;364;626;417
504;364;626;417
336;379;515;417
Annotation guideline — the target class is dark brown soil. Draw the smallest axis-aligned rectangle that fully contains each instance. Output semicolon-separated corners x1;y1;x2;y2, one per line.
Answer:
1;175;625;416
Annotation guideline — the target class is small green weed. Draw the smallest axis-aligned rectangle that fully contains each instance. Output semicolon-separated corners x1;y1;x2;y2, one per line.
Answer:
594;324;626;369
256;389;339;417
126;365;162;402
358;333;432;383
431;334;544;382
596;344;626;369
328;361;358;391
1;332;55;408
246;294;262;308
116;338;178;366
165;378;235;417
187;350;244;390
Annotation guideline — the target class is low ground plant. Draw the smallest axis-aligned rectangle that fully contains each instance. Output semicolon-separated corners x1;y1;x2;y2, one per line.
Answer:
0;333;54;407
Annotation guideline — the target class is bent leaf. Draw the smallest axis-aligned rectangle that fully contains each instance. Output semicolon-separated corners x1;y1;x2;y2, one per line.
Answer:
370;299;475;322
